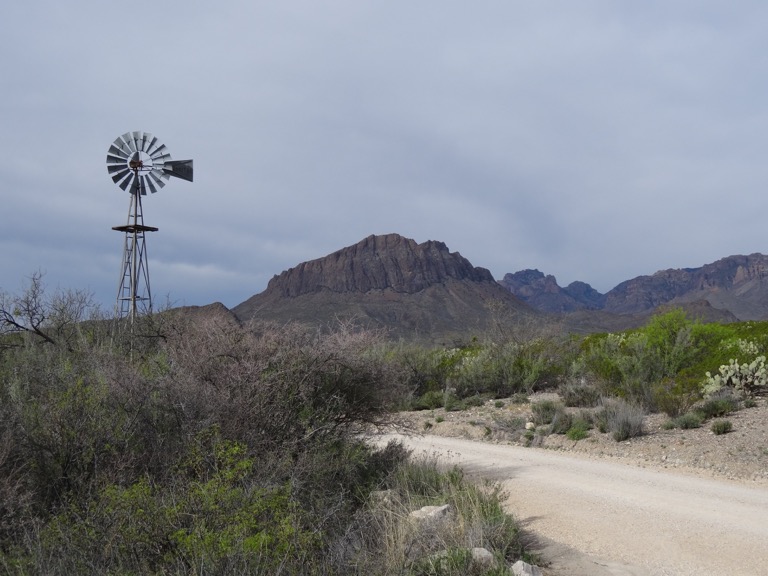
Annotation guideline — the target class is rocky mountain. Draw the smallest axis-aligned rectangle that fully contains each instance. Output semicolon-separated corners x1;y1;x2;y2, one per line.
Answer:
233;234;536;343
498;270;605;312
502;254;768;322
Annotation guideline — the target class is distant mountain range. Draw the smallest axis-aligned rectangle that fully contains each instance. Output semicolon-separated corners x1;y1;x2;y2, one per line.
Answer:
227;233;768;340
501;253;768;321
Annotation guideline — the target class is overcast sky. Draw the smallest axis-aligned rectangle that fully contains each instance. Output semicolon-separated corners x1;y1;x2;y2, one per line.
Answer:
3;1;768;310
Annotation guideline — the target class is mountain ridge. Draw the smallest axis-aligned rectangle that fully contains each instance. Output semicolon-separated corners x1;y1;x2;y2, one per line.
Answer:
501;253;768;321
233;233;536;343
229;233;768;340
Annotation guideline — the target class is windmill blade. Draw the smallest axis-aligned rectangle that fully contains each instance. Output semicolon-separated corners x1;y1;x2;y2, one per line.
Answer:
113;135;132;155
108;144;129;159
139;132;149;152
107;153;128;165
145;135;159;155
138;175;149;196
121;133;137;154
108;164;128;175
111;168;131;184
146;175;158;194
148;170;167;189
118;172;135;191
150;144;168;160
153;153;172;168
163;159;194;182
131;131;142;151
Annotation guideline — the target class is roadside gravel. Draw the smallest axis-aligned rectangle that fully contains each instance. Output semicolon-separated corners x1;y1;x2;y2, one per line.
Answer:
394;394;768;486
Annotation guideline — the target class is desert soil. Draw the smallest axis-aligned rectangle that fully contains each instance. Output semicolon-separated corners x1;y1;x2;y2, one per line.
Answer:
385;395;768;575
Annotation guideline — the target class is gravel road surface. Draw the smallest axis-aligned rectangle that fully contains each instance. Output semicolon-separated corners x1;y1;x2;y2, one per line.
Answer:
381;434;768;576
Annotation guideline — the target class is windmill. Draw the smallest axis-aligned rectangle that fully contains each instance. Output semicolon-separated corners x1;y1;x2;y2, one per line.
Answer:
106;131;193;322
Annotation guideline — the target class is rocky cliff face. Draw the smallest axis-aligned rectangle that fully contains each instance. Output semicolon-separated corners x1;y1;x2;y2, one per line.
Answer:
233;234;532;342
263;233;496;297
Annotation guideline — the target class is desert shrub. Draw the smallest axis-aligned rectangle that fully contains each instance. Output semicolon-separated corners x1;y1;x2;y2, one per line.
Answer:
530;400;571;435
559;381;601;407
493;400;505;408
549;411;573;435
443;393;463;412
530;400;560;426
414;390;447;411
670;412;704;429
595;398;644;441
565;417;591;441
575;311;748;411
35;434;321;575
450;337;569;399
491;414;526;434
694;395;739;420
711;419;733;435
651;379;701;417
0;280;419;573
461;394;486;408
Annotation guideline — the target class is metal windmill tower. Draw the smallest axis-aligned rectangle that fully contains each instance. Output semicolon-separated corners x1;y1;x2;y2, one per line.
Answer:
106;131;193;322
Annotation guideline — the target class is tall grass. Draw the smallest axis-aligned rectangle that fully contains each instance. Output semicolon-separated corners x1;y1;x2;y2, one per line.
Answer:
341;456;528;575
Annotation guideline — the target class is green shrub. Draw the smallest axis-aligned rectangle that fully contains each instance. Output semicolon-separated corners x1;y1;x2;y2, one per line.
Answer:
711;419;733;435
672;412;703;429
565;418;591;441
414;390;446;411
462;394;486;408
694;396;738;420
435;415;445;423
651;379;701;417
493;400;505;409
444;393;463;412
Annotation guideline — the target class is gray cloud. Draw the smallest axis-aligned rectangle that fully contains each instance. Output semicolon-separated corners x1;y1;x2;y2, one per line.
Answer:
3;1;768;308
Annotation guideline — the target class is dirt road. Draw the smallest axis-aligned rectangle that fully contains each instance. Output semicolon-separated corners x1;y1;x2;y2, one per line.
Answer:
381;434;768;576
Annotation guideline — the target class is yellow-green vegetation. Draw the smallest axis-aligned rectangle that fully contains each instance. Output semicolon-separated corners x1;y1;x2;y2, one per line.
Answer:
390;309;767;443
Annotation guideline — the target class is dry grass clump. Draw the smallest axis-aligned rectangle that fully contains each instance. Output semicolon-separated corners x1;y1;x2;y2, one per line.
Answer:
594;398;645;441
341;456;529;575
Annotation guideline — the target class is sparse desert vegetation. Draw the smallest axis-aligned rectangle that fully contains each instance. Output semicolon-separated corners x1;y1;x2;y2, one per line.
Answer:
0;276;531;575
3;276;768;574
